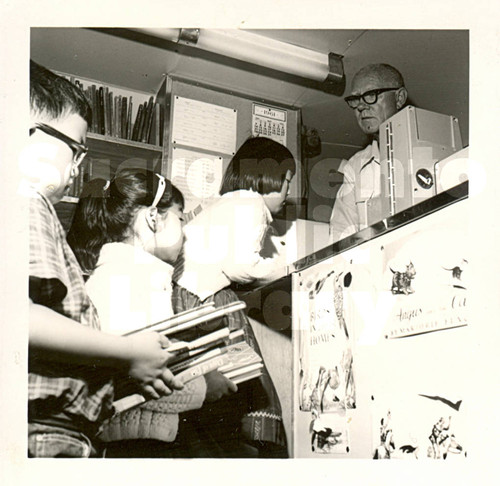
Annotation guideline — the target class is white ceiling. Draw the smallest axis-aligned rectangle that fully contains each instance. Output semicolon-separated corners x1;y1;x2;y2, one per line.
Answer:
31;28;469;153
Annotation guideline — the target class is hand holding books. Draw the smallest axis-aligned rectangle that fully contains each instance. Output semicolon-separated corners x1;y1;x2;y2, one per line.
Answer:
204;370;238;402
122;331;184;399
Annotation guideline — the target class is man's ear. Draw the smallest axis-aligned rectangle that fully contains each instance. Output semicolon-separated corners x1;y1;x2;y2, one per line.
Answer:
145;207;158;232
395;87;408;110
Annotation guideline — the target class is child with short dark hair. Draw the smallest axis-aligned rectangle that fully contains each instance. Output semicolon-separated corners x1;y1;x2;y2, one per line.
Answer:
176;136;296;299
25;60;183;458
172;136;296;457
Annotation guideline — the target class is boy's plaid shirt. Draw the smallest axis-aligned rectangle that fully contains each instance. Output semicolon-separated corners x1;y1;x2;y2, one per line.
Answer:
28;193;114;425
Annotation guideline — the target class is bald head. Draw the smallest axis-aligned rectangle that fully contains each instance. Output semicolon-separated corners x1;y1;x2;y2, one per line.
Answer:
348;64;408;138
352;64;405;89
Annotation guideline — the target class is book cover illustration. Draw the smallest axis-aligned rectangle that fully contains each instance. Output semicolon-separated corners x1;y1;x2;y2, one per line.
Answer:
297;265;356;414
371;393;466;460
218;341;263;383
309;410;349;455
381;223;468;339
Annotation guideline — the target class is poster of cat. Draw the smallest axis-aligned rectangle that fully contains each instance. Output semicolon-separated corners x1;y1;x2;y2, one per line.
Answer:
379;201;468;338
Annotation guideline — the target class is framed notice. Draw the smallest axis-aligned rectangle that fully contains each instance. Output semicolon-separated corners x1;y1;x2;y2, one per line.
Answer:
252;103;287;146
172;96;237;155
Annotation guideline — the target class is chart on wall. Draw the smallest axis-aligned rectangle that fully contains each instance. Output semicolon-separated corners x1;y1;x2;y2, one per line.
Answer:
172;96;237;155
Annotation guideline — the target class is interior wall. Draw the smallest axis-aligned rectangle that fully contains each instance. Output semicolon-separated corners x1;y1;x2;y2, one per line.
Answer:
306;143;360;222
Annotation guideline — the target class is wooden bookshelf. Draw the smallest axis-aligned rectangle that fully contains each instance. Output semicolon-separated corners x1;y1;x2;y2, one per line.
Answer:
87;132;162;152
85;132;162;175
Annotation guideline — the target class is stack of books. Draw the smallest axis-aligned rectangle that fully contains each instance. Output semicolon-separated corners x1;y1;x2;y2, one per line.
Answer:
113;301;263;414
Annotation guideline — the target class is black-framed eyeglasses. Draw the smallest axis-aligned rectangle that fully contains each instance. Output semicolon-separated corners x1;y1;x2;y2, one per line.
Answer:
344;87;400;109
30;123;88;166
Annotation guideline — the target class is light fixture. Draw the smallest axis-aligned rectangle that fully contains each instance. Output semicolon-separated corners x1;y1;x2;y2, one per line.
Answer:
128;28;344;92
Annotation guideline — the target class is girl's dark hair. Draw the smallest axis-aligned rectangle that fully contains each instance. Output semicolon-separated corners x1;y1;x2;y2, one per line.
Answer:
220;137;296;195
67;169;184;274
30;60;92;126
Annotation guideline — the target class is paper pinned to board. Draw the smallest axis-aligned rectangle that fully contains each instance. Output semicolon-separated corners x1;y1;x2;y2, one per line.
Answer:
172;96;237;155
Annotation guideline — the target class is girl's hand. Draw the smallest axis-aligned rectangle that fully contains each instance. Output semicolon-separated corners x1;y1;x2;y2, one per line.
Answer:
204;370;238;402
123;332;184;399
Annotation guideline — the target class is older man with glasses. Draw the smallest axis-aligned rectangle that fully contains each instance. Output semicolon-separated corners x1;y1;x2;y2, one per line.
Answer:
329;64;408;243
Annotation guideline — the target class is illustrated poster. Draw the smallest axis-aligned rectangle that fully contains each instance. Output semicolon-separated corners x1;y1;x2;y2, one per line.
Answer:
295;259;357;456
371;393;467;460
380;222;468;339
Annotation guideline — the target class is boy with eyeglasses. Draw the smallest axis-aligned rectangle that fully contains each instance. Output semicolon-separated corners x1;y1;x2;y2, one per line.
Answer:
24;60;183;457
328;63;408;243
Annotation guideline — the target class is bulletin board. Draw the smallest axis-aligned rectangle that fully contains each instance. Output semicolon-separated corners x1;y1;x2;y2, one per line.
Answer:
157;76;301;212
292;196;469;459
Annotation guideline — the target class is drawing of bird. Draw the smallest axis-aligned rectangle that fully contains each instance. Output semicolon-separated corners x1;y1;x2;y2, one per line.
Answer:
419;394;462;411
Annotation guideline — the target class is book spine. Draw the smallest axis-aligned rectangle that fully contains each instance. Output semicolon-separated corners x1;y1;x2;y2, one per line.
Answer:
153;102;160;146
175;355;229;384
170;347;225;374
141;96;154;143
162;301;247;336
121;96;128;139
124;302;216;336
78;166;85;196
103;87;110;137
126;97;133;140
112;96;118;138
98;86;105;135
159;103;164;146
168;335;229;366
228;368;264;385
132;103;145;141
84;87;92;114
116;95;122;139
112;394;146;414
222;362;264;379
90;85;97;133
108;91;113;137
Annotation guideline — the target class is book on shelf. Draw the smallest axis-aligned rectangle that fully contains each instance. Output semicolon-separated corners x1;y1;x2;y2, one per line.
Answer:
103;86;110;137
90;85;98;134
153;103;161;146
107;91;113;137
67;160;87;198
142;96;155;144
98;86;105;135
121;96;128;140
132;102;145;141
126;96;133;140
